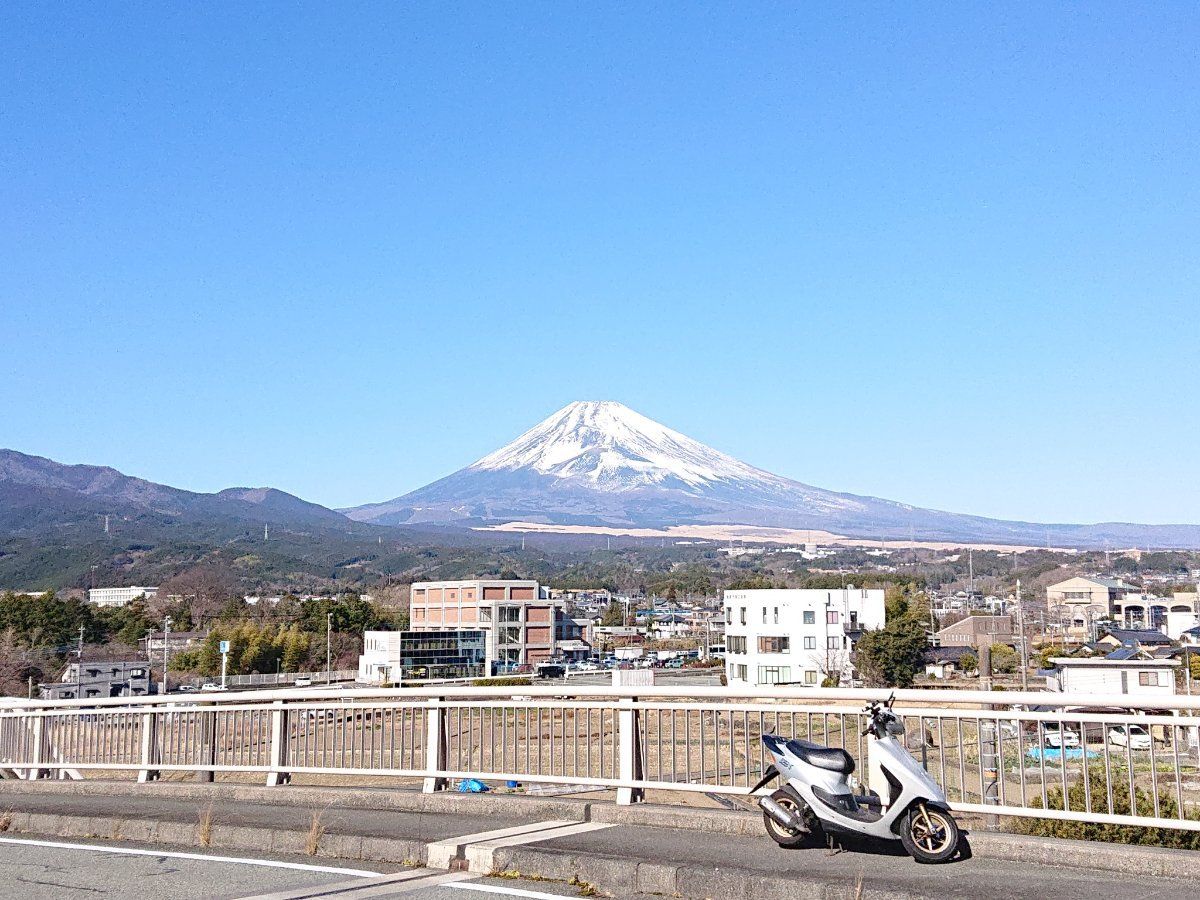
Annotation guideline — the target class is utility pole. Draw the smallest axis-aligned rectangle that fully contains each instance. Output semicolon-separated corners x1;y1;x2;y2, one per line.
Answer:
326;611;333;678
162;616;172;695
1016;579;1029;691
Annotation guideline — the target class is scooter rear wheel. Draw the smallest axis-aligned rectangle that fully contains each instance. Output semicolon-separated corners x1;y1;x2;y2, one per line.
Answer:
899;805;960;863
762;789;818;848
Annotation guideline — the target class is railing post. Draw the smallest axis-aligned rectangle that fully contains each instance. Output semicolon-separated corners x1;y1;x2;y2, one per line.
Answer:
266;701;291;786
137;710;160;783
28;712;46;780
196;703;217;783
617;697;644;805
423;698;448;793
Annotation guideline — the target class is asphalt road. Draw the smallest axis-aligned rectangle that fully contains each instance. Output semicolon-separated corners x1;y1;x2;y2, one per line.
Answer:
0;837;594;900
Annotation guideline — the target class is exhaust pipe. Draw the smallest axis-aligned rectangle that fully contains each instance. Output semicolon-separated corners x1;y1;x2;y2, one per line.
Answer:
760;796;808;833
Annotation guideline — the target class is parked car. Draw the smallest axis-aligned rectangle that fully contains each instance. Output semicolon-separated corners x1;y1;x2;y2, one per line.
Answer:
176;685;196;693
294;677;312;686
1108;724;1152;750
1039;722;1080;749
575;661;600;672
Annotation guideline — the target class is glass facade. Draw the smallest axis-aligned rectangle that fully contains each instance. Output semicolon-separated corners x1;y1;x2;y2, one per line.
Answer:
392;629;486;681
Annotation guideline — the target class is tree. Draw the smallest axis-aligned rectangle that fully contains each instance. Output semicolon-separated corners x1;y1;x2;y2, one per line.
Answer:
600;602;625;626
727;574;777;590
989;643;1018;675
959;651;978;673
156;564;238;625
854;617;928;688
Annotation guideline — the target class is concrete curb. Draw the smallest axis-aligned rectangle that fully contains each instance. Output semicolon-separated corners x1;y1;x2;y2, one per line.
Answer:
1;780;1195;882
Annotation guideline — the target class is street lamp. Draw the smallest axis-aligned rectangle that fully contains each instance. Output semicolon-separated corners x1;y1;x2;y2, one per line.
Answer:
161;615;173;695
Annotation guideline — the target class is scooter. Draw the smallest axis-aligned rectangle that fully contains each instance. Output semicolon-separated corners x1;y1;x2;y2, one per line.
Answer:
753;695;961;863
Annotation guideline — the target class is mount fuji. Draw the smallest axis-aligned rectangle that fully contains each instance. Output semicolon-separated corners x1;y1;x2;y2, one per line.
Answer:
345;401;1200;548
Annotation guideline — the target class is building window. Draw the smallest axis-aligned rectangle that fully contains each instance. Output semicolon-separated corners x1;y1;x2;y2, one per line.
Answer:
803;636;816;650
827;611;839;624
803;611;815;625
740;608;746;626
827;636;841;650
480;608;493;623
727;636;747;654
736;664;748;681
725;608;731;625
773;607;779;624
758;636;790;654
499;625;522;644
1139;671;1162;687
498;606;521;622
804;670;818;685
757;665;791;685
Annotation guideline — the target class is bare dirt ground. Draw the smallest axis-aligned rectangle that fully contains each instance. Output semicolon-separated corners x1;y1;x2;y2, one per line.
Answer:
476;521;1063;553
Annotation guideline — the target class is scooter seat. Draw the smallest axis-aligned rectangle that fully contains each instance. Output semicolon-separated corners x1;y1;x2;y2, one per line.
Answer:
785;739;855;775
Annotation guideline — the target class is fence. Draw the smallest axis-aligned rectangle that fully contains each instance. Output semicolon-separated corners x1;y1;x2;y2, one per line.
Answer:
2;685;1199;832
181;670;358;690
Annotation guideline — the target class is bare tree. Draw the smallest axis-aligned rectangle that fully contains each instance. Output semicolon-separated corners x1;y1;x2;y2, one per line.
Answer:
155;564;239;626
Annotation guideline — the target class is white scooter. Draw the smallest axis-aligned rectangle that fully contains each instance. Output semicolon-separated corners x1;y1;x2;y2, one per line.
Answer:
754;695;961;863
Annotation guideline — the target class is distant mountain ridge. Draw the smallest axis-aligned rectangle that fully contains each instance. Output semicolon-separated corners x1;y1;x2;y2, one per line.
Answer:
0;449;346;533
345;401;1200;549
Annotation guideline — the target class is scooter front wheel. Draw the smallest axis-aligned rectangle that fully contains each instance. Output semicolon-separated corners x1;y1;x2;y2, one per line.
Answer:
899;805;960;863
762;789;818;848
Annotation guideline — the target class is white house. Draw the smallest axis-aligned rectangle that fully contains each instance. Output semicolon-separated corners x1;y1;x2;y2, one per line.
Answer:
87;586;158;608
723;588;886;688
1047;657;1179;698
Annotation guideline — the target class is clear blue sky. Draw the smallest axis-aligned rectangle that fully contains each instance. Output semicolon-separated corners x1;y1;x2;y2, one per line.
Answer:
2;4;1197;524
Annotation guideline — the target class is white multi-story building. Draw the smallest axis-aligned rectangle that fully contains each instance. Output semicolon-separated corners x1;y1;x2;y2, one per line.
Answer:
87;586;158;608
723;588;886;688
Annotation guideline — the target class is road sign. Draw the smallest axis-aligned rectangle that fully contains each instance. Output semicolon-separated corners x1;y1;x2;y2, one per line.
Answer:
219;640;230;654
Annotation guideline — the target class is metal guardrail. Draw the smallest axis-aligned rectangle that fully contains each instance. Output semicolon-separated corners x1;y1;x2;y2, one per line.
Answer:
182;670;359;689
2;685;1199;832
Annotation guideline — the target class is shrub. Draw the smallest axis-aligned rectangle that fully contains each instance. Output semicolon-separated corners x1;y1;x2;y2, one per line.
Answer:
1012;771;1200;849
472;676;533;687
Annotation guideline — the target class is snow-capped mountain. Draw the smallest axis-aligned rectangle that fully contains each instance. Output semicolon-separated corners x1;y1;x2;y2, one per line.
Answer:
471;401;789;492
345;401;1200;548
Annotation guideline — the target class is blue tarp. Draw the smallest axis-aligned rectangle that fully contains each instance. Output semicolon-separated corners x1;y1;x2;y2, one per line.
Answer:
1025;747;1099;761
456;778;490;793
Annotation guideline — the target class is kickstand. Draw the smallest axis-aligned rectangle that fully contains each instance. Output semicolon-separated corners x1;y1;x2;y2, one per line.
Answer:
824;835;846;856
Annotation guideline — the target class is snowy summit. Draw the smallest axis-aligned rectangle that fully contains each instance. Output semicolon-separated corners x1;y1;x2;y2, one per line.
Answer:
469;400;777;492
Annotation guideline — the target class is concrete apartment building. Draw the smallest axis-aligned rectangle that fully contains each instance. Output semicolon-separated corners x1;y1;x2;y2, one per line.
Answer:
87;586;158;608
723;588;886;688
40;660;155;700
409;579;586;672
934;615;1013;649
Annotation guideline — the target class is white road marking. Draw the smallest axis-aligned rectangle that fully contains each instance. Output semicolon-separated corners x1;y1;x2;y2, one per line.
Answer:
446;882;584;900
426;820;581;869
0;835;381;877
237;869;437;899
463;821;614;873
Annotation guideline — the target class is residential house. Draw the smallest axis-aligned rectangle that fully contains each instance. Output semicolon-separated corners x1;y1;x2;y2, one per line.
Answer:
1047;656;1178;697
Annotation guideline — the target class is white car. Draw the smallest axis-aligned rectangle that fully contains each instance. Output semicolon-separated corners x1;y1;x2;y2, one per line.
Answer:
1040;722;1080;749
1108;724;1152;750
